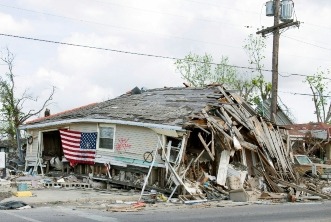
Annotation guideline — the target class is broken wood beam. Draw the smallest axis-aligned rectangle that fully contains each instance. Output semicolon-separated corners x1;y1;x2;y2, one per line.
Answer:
216;150;230;186
276;179;331;200
211;131;215;156
198;132;214;161
202;109;233;141
238;140;258;152
193;150;206;164
194;123;211;135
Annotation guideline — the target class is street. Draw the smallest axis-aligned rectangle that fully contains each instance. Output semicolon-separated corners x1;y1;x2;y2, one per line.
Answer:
2;201;331;222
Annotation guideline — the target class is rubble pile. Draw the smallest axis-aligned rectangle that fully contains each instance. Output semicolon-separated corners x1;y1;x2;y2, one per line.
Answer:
2;85;331;207
160;86;331;202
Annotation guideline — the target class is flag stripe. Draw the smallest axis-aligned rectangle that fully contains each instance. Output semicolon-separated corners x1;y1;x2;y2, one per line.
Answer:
63;149;96;157
59;129;97;166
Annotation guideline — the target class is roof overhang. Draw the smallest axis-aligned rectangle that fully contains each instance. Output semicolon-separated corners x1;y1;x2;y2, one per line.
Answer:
19;118;185;132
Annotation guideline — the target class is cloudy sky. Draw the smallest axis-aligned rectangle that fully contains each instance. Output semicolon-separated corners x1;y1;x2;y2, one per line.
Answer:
0;0;330;123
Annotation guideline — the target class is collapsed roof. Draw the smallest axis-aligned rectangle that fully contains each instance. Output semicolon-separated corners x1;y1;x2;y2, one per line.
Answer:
21;86;221;129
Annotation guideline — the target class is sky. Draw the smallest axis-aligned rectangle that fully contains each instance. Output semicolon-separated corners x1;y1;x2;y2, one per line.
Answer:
0;0;330;124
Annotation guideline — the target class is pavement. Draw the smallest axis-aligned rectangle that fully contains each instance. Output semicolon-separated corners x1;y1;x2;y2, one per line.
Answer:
0;176;287;211
0;187;143;207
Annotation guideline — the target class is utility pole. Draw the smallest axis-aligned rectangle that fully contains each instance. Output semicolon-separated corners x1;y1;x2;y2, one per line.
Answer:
271;0;280;123
257;0;300;122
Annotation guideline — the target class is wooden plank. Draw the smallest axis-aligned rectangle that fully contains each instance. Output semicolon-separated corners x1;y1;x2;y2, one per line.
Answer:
239;140;258;152
208;123;232;151
257;149;278;177
253;165;282;193
222;104;251;130
211;131;215;156
267;126;289;177
260;120;284;177
274;127;296;179
181;132;190;163
198;132;214;161
217;86;233;103
202;109;233;141
276;179;331;199
228;91;257;116
216;150;230;186
250;116;275;166
232;125;244;141
194;123;210;135
218;107;232;125
162;149;193;194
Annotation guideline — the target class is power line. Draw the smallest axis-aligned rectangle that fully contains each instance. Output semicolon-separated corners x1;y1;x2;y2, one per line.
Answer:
304;22;331;31
0;32;273;72
283;35;331;51
91;0;246;27
279;91;331;98
184;0;259;14
1;32;330;81
278;72;330;80
0;3;246;48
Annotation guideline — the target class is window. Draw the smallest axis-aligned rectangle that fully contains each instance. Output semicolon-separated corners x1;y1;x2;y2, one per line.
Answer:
166;137;182;164
294;155;312;165
98;126;115;150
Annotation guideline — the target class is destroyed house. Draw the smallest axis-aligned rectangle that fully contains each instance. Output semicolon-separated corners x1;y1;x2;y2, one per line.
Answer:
19;85;297;197
286;123;331;162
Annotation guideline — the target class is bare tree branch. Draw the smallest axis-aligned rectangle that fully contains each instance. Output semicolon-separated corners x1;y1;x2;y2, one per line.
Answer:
0;48;56;143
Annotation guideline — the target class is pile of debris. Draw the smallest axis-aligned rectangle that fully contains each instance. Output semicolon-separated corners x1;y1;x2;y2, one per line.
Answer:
157;86;331;203
3;85;331;207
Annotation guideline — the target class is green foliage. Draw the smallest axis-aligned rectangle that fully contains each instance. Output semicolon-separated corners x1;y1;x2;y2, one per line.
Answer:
305;69;331;123
174;35;273;110
174;53;212;87
243;34;271;104
175;53;255;100
0;50;24;140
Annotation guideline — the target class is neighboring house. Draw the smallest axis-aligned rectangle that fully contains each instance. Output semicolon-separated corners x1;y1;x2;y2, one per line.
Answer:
19;86;218;190
256;98;294;125
285;122;331;162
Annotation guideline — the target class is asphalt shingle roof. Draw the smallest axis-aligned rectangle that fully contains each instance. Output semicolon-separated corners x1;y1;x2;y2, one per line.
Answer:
23;87;219;127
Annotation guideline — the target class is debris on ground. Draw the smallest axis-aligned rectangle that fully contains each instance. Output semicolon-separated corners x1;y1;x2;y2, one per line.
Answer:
0;200;31;210
2;85;331;210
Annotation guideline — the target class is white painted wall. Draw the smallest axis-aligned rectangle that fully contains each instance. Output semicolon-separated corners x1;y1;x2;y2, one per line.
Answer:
24;123;168;168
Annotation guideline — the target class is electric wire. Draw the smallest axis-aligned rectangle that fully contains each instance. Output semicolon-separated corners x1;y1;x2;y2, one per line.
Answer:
0;3;248;48
1;32;330;81
2;3;329;60
283;35;331;51
279;91;331;98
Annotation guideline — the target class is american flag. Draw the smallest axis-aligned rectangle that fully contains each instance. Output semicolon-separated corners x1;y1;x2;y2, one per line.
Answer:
59;129;97;166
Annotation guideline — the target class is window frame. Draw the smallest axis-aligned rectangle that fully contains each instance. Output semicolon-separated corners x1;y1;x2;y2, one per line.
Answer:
97;124;116;152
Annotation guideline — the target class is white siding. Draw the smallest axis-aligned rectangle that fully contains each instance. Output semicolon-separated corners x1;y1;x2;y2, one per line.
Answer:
24;124;98;164
69;123;97;132
24;123;170;168
25;130;39;163
95;125;162;165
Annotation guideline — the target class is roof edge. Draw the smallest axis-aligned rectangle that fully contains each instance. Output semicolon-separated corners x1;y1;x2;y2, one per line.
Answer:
19;118;185;131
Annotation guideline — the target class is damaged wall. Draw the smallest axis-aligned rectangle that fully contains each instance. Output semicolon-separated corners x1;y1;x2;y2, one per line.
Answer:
24;123;183;172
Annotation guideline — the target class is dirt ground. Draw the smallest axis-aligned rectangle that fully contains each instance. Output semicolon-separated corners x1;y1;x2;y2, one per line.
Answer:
0;192;13;202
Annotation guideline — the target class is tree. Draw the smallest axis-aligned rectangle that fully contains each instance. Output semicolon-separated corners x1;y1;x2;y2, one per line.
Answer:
305;69;331;123
0;48;55;146
175;53;256;100
174;53;212;87
243;34;272;105
175;35;272;107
